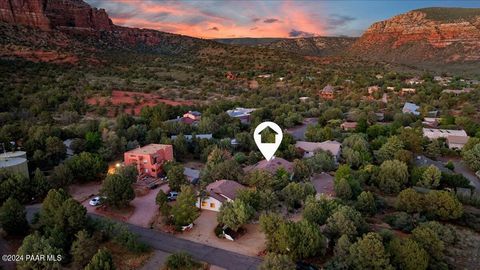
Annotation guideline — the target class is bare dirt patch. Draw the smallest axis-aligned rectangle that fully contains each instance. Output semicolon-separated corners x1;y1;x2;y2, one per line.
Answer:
86;90;195;116
177;210;266;257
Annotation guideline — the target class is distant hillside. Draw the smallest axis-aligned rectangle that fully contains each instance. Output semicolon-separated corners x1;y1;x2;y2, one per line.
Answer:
216;37;357;56
350;7;480;70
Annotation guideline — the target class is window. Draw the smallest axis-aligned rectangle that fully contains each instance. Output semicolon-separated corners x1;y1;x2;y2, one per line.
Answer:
210;203;215;208
201;202;207;207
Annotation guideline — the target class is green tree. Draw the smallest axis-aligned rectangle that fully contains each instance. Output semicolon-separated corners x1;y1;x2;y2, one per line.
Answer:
376;160;409;194
348;233;393;270
84;248;115;270
306;150;336;173
355;191;376;215
164;252;201;270
376;136;404;163
66;152;106;182
173;134;189;160
217;199;254;231
259;253;295;270
16;232;63;270
303;195;338;225
462;143;480;171
71;230;98;268
32;168;50;198
335;177;352;200
39;189;69;229
425;190;463;220
167;165;188;191
171;185;199;227
418;165;441;188
0;197;29;235
396;188;424;213
412;226;445;261
388;238;429;270
100;173;135;208
244;170;275;190
326;205;366;239
281;182;315;209
49;163;73;189
293;159;311;181
45;136;66;165
0;170;33;204
425;140;441;159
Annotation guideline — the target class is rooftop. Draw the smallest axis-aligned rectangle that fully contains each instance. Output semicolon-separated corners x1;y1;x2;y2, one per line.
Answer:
245;157;294;174
125;144;172;155
206;180;246;202
226;107;256;118
295;140;341;156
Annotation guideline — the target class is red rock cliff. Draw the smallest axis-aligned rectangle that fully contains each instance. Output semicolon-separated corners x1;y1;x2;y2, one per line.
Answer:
0;0;112;31
350;8;480;63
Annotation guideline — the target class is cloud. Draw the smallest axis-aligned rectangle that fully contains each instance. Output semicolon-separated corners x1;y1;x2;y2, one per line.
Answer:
289;29;316;38
250;27;258;30
208;26;219;31
252;18;261;22
326;14;356;29
263;18;280;24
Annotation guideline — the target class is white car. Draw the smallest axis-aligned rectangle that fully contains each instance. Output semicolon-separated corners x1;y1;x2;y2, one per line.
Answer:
89;196;103;206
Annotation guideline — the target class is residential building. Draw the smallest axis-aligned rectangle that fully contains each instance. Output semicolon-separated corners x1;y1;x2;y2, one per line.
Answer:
368;85;380;95
310;173;335;198
295;140;342;162
341;122;358;131
124;144;174;177
183;111;201;121
226;107;256;124
442;88;473;95
319;85;334;100
402;102;420;115
422;117;440;128
184;167;200;184
244;157;294;175
422;128;469;149
386;86;395;91
171;134;213;140
401;88;416;94
299;97;310;103
196;180;246;212
447;135;470;150
405;77;424;85
0;151;29;178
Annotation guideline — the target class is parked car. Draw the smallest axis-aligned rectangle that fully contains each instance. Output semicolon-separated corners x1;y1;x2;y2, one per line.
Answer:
148;182;159;189
167;191;178;201
476;170;480;179
89;196;104;206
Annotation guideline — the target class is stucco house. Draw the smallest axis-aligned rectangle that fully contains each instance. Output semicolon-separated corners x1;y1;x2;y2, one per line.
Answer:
244;157;294;175
196;180;246;212
295;140;342;162
123;144;174;177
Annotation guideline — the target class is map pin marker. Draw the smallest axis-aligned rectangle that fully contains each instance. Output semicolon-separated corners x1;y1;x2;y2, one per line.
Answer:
254;121;283;161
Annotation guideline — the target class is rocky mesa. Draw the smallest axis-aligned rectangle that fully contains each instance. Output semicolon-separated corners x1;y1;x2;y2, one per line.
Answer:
350;8;480;64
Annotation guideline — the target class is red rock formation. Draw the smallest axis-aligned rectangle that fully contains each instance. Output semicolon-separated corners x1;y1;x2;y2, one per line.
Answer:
350;9;480;63
0;0;112;31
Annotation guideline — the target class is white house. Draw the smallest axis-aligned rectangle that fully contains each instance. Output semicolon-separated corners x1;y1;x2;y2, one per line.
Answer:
422;128;469;149
196;180;246;212
295;140;342;163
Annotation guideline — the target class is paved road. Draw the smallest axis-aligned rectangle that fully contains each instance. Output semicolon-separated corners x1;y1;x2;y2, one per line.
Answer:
286;118;318;140
25;206;261;270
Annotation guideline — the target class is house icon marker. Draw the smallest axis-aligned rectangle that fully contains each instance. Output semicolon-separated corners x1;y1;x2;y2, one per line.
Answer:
253;122;283;161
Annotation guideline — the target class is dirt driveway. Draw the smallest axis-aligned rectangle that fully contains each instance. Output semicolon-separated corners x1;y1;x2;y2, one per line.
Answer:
72;182;169;228
178;210;266;257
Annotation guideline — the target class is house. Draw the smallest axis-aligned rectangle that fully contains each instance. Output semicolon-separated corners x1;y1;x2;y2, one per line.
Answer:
257;74;272;79
226;107;256;124
402;102;420;115
368;85;380;95
124;144;174;177
295;140;342;162
184;167;200;184
244;157;294;175
422;117;440;128
414;155;452;173
375;112;385;122
442;88;473;95
167;111;201;126
226;71;236;80
310;173;335;198
196;180;246;211
171;134;213;140
375;74;384;79
422;128;469;149
447;136;470;150
386;86;395;91
401;88;416;95
319;85;335;100
405;77;424;85
299;97;310;103
183;111;201;121
341;122;357;131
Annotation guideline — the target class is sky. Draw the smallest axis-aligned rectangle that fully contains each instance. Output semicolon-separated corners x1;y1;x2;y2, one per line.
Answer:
86;1;480;38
